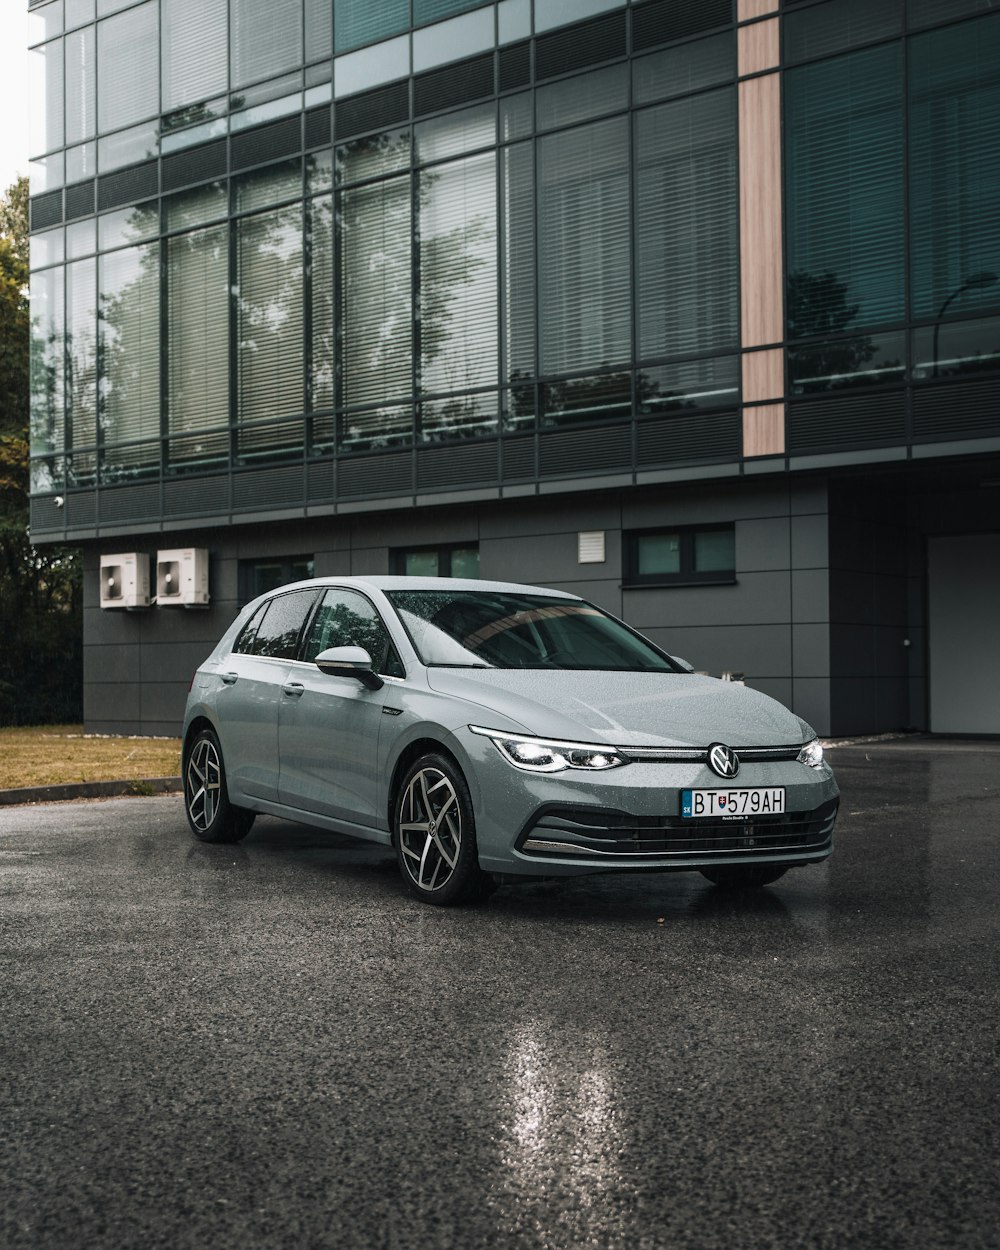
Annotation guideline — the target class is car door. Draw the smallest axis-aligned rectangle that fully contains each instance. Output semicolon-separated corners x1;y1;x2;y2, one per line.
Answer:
213;587;321;803
278;587;405;827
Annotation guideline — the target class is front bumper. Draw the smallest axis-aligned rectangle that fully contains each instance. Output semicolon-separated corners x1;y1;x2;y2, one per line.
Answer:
458;729;840;877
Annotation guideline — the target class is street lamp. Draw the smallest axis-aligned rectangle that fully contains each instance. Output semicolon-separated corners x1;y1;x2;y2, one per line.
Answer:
932;271;999;378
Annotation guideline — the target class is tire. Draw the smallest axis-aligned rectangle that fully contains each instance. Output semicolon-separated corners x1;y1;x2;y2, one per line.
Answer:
184;728;255;844
394;753;493;906
700;864;790;889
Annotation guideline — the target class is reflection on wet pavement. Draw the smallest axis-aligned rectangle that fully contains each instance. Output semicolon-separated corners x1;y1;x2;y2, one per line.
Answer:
0;739;997;1249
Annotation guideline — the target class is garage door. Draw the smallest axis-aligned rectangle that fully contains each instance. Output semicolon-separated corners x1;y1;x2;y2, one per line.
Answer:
928;534;1000;734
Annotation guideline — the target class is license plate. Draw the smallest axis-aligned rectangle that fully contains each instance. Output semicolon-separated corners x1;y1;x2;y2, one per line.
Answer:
681;788;785;818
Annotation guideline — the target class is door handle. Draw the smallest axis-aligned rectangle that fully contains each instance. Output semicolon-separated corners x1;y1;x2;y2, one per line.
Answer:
282;682;305;698
221;672;239;685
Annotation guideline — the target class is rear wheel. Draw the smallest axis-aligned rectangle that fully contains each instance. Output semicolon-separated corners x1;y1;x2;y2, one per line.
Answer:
184;728;255;844
700;864;789;889
394;754;493;906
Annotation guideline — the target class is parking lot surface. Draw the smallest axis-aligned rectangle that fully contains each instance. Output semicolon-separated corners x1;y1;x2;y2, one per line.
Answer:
1;739;998;1250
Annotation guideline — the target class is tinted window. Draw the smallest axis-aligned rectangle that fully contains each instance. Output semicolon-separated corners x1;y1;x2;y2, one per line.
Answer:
387;590;678;672
233;602;266;654
252;590;320;659
302;588;404;677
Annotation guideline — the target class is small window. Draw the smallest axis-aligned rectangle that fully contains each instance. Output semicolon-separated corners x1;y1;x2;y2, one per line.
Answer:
624;525;735;587
302;588;405;677
233;602;267;654
390;544;479;578
250;589;321;659
238;554;314;605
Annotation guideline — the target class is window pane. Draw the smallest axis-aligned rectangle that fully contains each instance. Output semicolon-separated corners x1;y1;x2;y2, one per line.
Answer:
414;103;495;164
237;205;305;435
100;243;161;477
30;267;65;458
405;551;440;576
419;151;498;396
501;141;535;386
232;0;302;87
542;371;631;428
909;14;1000;322
632;33;734;107
65;26;96;145
450;548;480;578
785;44;904;336
334;0;408;53
694;529;734;573
635;87;738;361
414;0;487;24
912;315;1000;380
167;225;230;457
162;0;228;114
29;41;63;155
97;2;159;133
640;356;739;413
305;0;333;62
783;0;900;64
310;195;334;411
637;533;680;576
538;117;630;375
253;590;320;659
337;130;411;184
303;588;397;672
233;160;302;214
536;64;628;132
66;258;97;454
420;392;498;442
340;175;412;408
788;331;906;393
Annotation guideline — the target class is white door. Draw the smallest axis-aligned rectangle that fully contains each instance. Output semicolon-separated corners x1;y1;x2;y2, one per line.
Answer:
928;534;1000;734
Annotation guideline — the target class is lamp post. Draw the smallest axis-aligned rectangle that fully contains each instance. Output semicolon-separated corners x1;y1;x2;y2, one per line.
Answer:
932;271;999;378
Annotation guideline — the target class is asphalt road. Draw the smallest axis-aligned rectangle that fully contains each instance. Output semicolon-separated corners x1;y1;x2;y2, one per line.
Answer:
1;739;998;1250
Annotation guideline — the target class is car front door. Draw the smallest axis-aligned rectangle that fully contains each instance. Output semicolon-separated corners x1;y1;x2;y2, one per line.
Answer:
278;587;404;827
213;588;321;803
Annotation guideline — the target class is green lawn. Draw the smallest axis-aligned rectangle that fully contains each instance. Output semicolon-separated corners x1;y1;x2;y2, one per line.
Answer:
0;725;182;791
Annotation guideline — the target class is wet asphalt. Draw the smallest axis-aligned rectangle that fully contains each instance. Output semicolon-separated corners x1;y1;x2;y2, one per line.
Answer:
1;738;998;1250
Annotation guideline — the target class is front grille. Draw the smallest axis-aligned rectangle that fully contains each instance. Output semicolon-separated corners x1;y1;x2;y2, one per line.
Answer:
621;744;803;763
520;799;838;860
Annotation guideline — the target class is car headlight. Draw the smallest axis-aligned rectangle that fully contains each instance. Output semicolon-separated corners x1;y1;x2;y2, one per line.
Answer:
797;738;825;769
469;726;628;773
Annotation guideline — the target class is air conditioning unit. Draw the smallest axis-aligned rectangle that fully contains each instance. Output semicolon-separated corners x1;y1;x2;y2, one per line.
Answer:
99;553;151;610
156;547;210;607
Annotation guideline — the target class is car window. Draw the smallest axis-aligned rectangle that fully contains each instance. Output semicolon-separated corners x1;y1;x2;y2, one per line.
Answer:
301;588;405;678
251;589;321;660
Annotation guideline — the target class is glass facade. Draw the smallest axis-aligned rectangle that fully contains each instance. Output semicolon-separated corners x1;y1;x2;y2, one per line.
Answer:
25;0;1000;520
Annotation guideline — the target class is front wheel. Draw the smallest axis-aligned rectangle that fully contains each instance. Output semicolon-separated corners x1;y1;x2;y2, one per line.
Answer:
184;728;255;844
700;864;789;889
394;754;493;906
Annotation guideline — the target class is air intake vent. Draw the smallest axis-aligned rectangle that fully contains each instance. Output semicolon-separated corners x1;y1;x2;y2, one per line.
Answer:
338;451;413;499
30;190;63;231
501;437;535;481
499;42;531;92
539;424;631;477
637;411;741;465
65;492;97;529
307;459;335;502
788;392;906;454
416;441;498;491
98;483;159;525
161;141;226;192
414;53;494;116
231;116;301;171
536;11;627;81
912;379;1000;443
232;465;303;511
64;180;95;220
335;81;410;140
632;0;734;52
97;161;159;209
163;475;229;518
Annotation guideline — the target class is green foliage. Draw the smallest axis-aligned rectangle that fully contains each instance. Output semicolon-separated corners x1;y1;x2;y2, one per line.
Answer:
0;177;82;727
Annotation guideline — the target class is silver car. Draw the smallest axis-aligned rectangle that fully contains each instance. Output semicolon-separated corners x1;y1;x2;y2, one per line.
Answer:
182;577;839;905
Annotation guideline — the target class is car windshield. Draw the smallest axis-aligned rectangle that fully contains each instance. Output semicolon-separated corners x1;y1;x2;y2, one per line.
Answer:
386;589;680;671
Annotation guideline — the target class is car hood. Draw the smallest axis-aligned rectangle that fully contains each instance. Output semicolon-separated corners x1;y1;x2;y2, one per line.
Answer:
424;668;811;748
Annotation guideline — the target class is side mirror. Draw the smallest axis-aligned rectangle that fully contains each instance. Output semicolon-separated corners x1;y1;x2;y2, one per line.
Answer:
315;645;384;690
670;655;696;673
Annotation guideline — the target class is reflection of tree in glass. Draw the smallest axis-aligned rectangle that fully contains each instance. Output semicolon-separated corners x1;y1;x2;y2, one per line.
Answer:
787;270;885;392
541;370;633;427
308;598;395;673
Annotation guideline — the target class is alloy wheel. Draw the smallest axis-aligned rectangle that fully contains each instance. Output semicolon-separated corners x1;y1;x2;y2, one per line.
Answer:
186;736;222;833
398;767;463;893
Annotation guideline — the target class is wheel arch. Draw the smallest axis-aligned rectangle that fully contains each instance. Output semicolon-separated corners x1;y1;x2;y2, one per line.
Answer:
386;735;472;843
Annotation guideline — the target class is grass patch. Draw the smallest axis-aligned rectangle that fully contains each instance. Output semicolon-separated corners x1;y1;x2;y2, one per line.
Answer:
0;725;182;791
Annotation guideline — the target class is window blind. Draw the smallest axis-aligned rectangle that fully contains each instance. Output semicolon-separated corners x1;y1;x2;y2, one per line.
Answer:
99;243;160;459
167;225;229;438
231;0;302;88
501;140;535;384
65;26;95;145
97;2;158;133
309;194;334;412
29;267;66;457
334;0;408;54
635;86;738;361
66;257;97;450
162;0;228;114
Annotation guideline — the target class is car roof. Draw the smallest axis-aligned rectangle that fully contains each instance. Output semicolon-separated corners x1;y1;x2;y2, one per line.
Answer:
275;575;581;599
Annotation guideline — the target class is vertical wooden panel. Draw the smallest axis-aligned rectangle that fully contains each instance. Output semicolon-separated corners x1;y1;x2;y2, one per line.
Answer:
742;348;783;403
738;0;779;20
739;72;783;348
738;16;779;77
743;403;785;457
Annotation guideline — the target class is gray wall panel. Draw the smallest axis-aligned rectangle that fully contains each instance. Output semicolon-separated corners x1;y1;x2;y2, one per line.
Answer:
624;572;791;630
84;681;141;722
790;678;830;736
792;623;830;678
83;645;141;684
737;517;791;572
791;570;830;623
791;514;829;568
637;624;792;681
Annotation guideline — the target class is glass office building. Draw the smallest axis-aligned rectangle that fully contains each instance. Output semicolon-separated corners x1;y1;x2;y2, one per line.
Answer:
26;0;1000;736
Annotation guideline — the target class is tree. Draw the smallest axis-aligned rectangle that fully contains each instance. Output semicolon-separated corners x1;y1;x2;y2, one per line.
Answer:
0;176;82;726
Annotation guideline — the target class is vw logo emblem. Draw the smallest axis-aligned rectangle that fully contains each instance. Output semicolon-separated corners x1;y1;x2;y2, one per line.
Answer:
708;743;740;779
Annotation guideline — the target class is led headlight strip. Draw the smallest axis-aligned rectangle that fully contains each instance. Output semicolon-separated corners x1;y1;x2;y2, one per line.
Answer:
469;726;629;773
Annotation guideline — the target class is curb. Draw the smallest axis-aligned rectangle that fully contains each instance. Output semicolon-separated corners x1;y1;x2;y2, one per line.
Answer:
0;777;183;807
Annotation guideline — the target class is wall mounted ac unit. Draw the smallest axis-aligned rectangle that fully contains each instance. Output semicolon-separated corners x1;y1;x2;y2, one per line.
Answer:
156;548;210;607
99;553;151;610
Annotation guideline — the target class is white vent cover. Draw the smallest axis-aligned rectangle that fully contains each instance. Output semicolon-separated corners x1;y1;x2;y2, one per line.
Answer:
577;531;606;564
99;553;151;610
156;547;210;606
